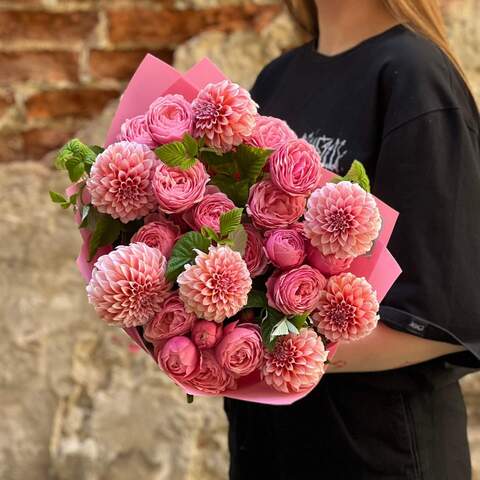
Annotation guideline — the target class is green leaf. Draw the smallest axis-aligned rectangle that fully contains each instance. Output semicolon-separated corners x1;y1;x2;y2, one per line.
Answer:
245;289;268;309
286;320;299;335
201;150;236;176
342;160;371;192
89;145;105;156
200;226;220;242
290;312;310;330
182;133;198;159
49;191;67;204
68;193;78;205
166;232;211;282
155;142;196;170
228;224;247;256
261;308;285;351
65;157;86;182
186;394;195;404
234;144;271;184
219;207;243;237
88;214;123;261
80;204;90;224
271;318;289;337
210;175;250;207
54;139;97;171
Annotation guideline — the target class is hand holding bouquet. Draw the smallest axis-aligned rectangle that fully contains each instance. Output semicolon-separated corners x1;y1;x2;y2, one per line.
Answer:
50;56;401;404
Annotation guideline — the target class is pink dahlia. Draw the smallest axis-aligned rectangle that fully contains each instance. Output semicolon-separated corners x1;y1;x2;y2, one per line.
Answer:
247;115;297;150
247;179;306;229
177;245;252;323
192;80;257;152
86;243;172;328
131;217;180;258
144;292;197;343
304;181;381;258
244;224;269;277
262;329;327;393
312;272;379;342
186;350;236;394
192;191;236;232
118;115;156;149
152;160;210;214
269;139;323;196
86;141;157;223
266;265;326;315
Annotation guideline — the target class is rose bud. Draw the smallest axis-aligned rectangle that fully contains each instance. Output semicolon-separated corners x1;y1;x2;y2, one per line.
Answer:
192;320;223;349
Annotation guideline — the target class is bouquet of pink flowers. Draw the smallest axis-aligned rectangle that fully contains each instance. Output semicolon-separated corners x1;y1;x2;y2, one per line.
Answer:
50;56;401;405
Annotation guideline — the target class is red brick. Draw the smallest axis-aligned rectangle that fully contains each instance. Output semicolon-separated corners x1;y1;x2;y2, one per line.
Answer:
25;88;119;121
107;5;281;46
0;51;79;85
0;132;23;163
89;49;174;80
0;94;14;118
22;125;79;159
0;10;98;43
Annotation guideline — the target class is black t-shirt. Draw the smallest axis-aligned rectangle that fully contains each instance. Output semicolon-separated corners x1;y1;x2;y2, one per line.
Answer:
225;24;480;480
251;24;480;366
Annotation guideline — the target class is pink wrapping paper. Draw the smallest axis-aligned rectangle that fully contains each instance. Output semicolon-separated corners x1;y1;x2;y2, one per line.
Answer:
69;55;402;405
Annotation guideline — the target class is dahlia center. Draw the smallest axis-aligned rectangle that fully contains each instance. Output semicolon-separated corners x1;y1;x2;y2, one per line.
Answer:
116;176;141;202
194;100;220;125
273;343;296;368
210;271;235;293
323;209;354;234
327;300;356;330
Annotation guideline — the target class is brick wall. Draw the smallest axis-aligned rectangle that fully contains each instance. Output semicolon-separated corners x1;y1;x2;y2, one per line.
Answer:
0;0;280;162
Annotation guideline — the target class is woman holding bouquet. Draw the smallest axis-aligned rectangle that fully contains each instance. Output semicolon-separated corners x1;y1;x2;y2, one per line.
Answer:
225;0;480;478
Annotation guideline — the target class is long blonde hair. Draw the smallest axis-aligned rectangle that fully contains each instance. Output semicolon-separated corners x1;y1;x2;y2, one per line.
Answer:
284;0;469;85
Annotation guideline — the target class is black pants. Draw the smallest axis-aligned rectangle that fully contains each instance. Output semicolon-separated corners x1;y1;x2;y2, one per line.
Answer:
224;361;471;480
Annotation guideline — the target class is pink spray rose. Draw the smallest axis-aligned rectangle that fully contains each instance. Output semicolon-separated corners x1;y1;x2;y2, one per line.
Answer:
312;272;379;342
146;94;194;145
131;217;180;258
159;336;200;381
306;242;353;276
264;229;306;269
192;80;257;152
86;243;171;327
118;115;156;149
187;350;236;394
247;180;306;229
86;141;157;223
266;265;327;315
269;139;323;196
144;292;197;343
215;324;263;377
304;181;382;258
152;160;210;214
192;191;236;232
177;245;252;322
247;115;297;150
192;320;223;349
243;224;269;278
262;329;327;393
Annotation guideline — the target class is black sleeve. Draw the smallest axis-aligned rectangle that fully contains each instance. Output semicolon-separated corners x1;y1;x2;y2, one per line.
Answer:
373;107;480;367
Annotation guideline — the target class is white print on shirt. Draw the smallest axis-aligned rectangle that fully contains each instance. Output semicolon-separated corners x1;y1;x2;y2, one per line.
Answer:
301;130;348;174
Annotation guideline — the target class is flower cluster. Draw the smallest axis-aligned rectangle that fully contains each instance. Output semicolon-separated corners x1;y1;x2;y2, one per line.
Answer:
68;76;387;400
